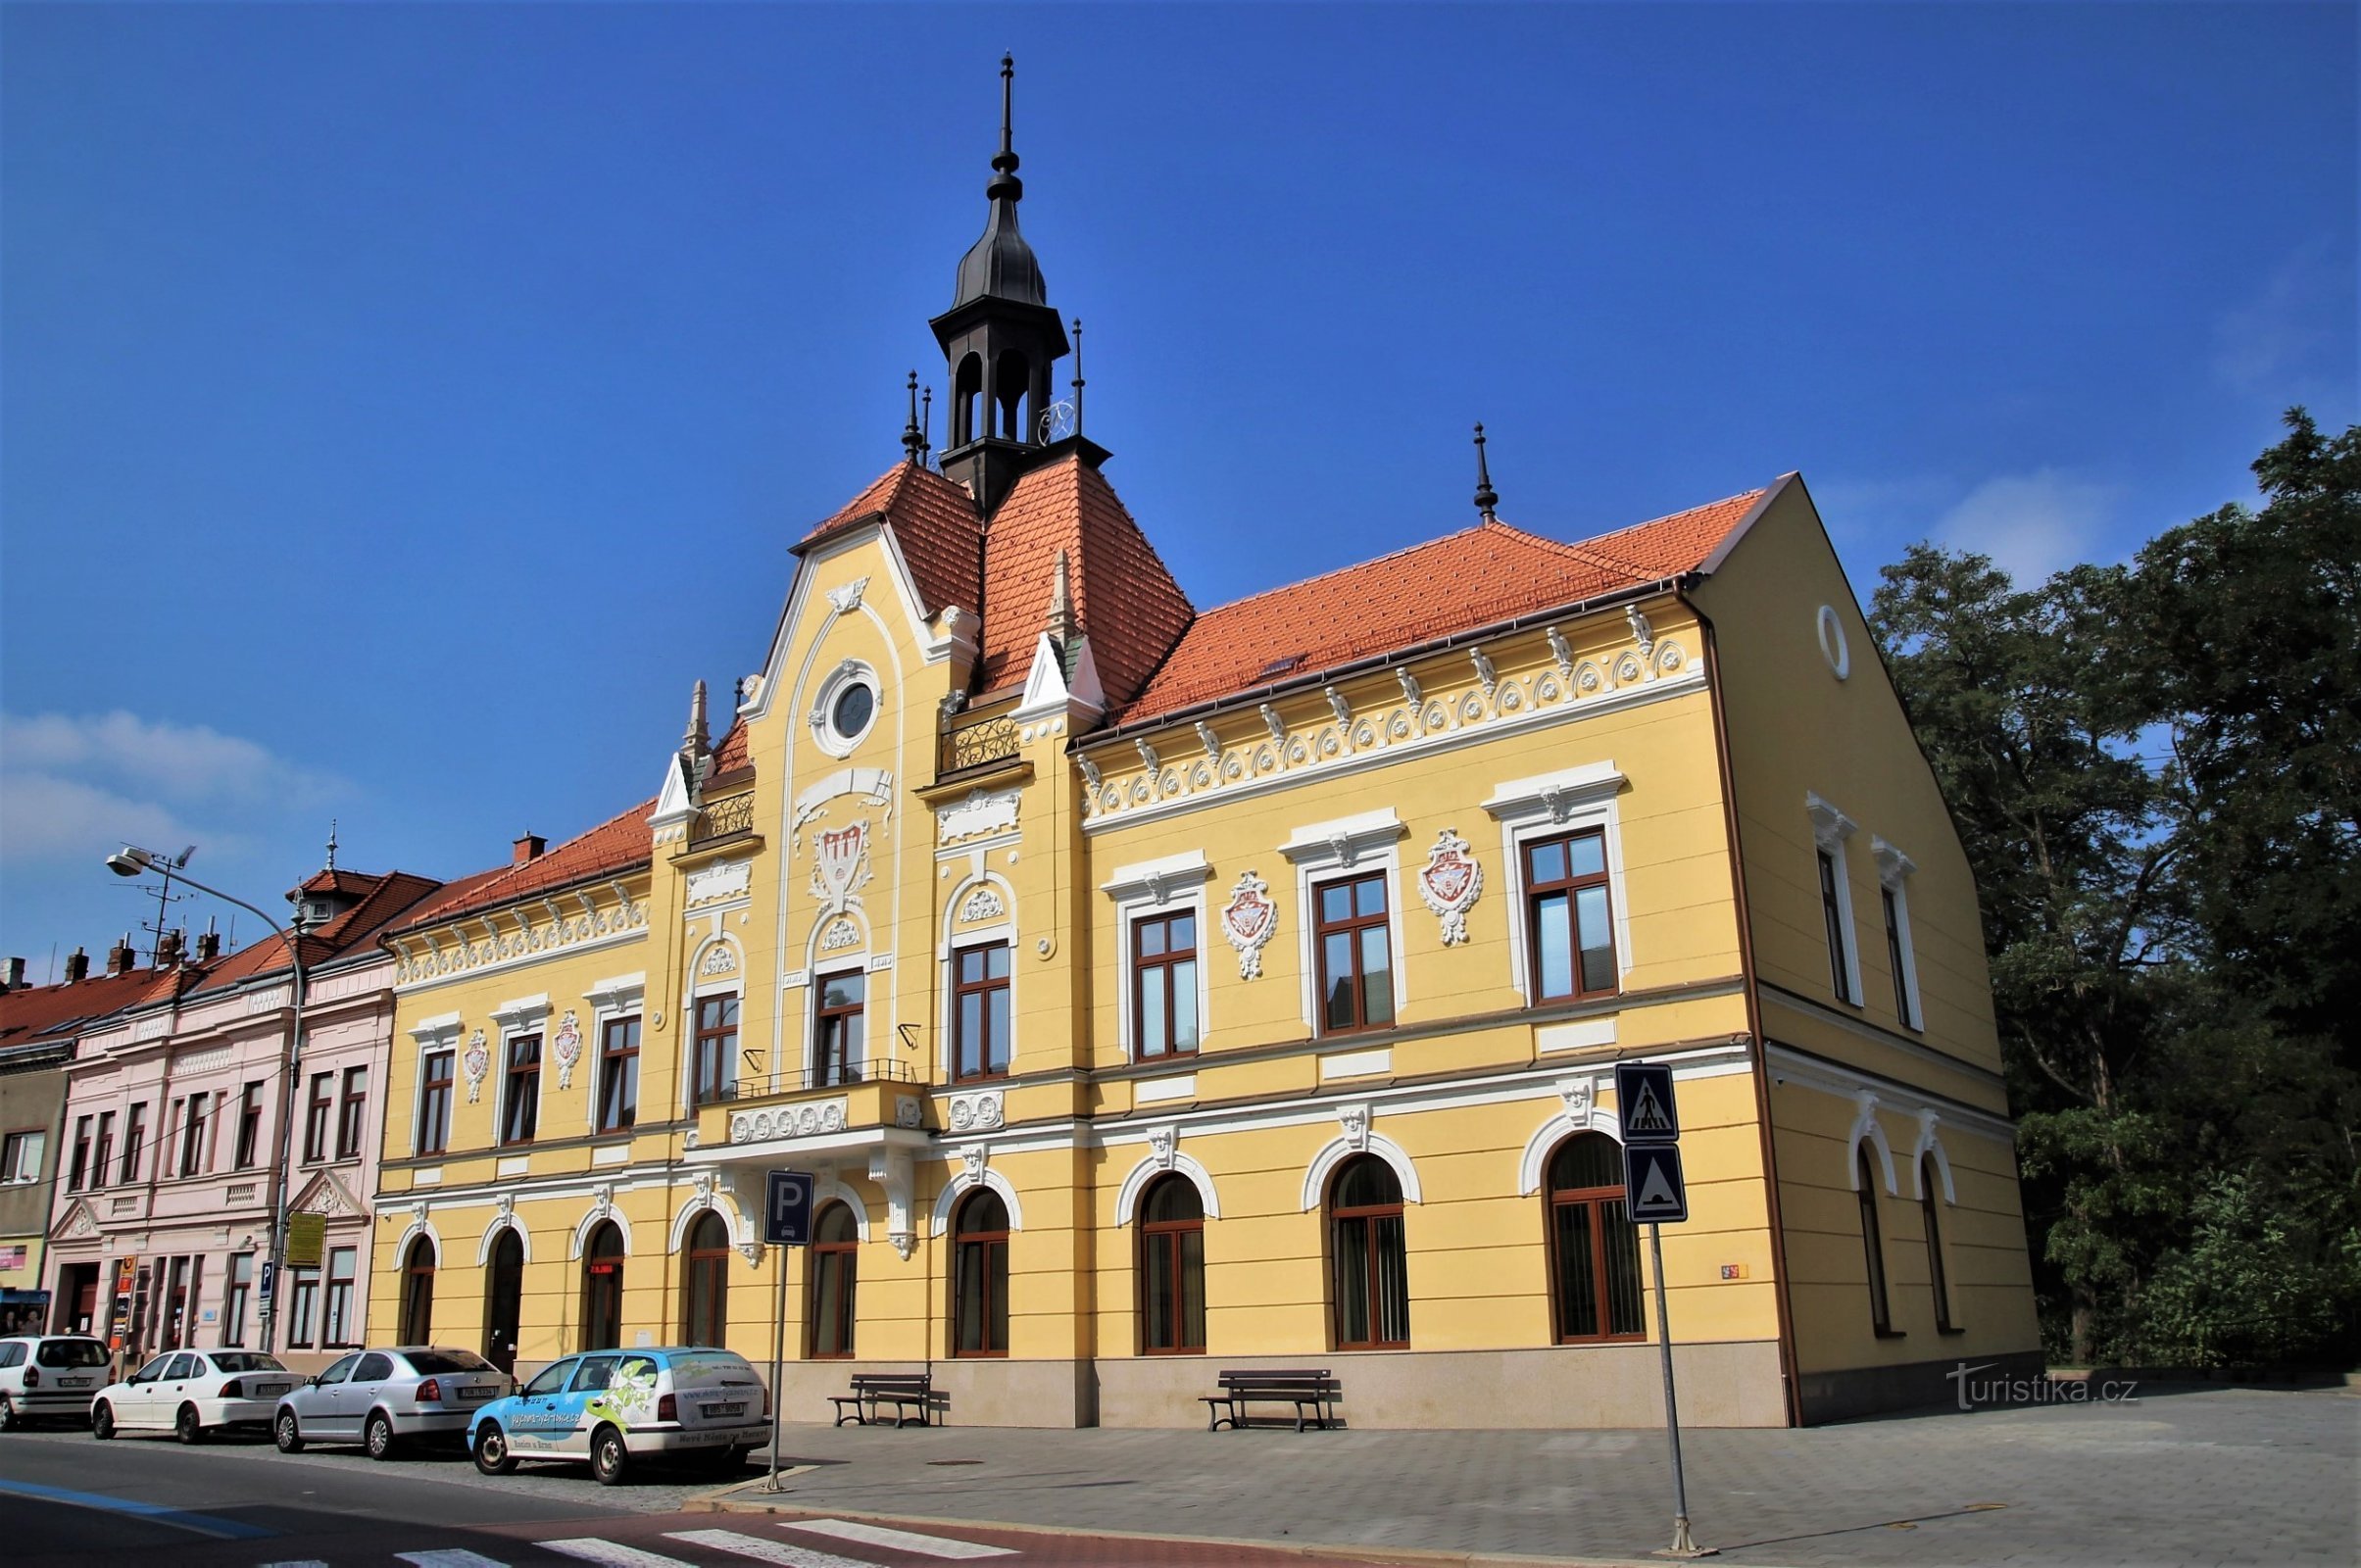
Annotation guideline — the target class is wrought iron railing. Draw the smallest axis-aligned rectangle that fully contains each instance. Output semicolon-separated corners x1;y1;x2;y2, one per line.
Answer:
939;711;1021;776
709;1055;918;1103
692;792;756;844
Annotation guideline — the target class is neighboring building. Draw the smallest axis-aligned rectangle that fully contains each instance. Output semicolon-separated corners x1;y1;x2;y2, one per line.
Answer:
367;64;2041;1425
45;867;450;1371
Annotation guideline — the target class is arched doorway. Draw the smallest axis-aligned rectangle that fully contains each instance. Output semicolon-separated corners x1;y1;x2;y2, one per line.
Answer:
680;1211;731;1347
580;1220;625;1351
483;1228;523;1373
1543;1132;1644;1342
1138;1174;1205;1353
808;1202;860;1359
399;1236;437;1345
1328;1154;1408;1349
951;1189;1009;1357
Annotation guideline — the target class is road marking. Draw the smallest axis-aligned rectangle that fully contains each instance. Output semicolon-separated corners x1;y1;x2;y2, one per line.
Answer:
664;1529;879;1567
539;1542;699;1567
396;1552;517;1568
781;1520;1019;1559
0;1476;276;1541
254;1561;330;1568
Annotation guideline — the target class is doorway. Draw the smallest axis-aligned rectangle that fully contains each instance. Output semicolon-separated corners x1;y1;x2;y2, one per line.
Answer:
483;1230;523;1374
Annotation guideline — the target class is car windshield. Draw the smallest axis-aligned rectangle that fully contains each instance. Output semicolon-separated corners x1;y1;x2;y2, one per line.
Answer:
405;1349;493;1374
209;1352;285;1373
522;1362;573;1396
38;1341;108;1368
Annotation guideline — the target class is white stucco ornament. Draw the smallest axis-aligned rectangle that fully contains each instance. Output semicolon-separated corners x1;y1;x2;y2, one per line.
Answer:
463;1030;491;1102
551;1009;583;1089
1416;828;1484;946
1219;870;1278;980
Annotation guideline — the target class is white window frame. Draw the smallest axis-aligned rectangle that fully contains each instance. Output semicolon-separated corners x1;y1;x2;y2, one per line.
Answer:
1806;792;1865;1009
1100;851;1215;1061
809;658;882;760
1279;809;1411;1033
582;973;646;1135
406;1013;462;1157
1482;761;1632;1002
488;995;552;1148
1871;837;1924;1031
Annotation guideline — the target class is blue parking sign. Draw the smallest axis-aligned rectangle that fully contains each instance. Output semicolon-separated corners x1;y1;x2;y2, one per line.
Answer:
764;1169;816;1246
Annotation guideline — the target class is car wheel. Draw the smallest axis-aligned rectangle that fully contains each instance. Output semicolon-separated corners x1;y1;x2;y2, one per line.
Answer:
0;1395;18;1432
364;1411;397;1461
274;1409;305;1453
471;1422;516;1476
174;1403;205;1445
91;1401;115;1441
589;1424;629;1487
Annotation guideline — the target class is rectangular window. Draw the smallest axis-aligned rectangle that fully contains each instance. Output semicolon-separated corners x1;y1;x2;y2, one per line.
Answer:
1131;910;1200;1059
1313;873;1395;1035
233;1083;264;1169
323;1247;357;1346
1882;887;1919;1029
336;1066;368;1159
91;1111;115;1190
813;973;864;1088
596;1016;641;1134
118;1103;146;1185
1523;830;1617;1002
222;1253;253;1348
500;1034;542;1145
951;943;1010;1082
304;1071;333;1163
1819;850;1856;1005
177;1093;209;1177
692;996;739;1105
287;1268;319;1347
0;1129;43;1184
69;1116;92;1192
418;1048;455;1155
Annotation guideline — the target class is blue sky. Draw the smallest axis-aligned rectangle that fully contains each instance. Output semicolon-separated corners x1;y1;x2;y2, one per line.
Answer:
3;3;2352;974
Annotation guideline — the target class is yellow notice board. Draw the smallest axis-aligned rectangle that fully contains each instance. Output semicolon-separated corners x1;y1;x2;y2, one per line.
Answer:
285;1212;325;1268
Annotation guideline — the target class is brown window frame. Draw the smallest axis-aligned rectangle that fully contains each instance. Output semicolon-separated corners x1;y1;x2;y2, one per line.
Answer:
1921;1155;1957;1333
812;971;865;1088
90;1111;115;1191
1882;886;1918;1028
418;1049;455;1155
1328;1155;1410;1350
1522;828;1619;1004
1858;1146;1895;1337
1137;1175;1206;1354
596;1015;640;1134
808;1201;860;1359
176;1091;209;1178
118;1102;145;1185
400;1236;436;1345
1819;850;1857;1005
303;1071;334;1163
335;1066;368;1160
499;1033;542;1147
1131;909;1201;1061
68;1116;93;1192
692;995;739;1106
1543;1134;1647;1344
680;1210;731;1347
1312;872;1396;1037
579;1221;625;1351
950;943;1010;1084
950;1190;1010;1357
232;1082;264;1169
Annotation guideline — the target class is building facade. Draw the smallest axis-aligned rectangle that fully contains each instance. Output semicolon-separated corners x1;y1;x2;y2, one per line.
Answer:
366;68;2042;1426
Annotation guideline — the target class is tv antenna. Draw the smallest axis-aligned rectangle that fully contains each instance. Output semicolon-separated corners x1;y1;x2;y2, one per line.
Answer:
124;845;199;965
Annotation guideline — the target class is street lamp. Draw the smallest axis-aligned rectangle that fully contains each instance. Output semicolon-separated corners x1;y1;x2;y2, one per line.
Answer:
106;844;308;1354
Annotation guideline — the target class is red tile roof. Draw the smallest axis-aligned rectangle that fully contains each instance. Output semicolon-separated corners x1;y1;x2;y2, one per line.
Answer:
0;963;187;1051
712;716;750;773
1114;488;1768;725
978;456;1195;708
389;799;657;934
798;462;983;617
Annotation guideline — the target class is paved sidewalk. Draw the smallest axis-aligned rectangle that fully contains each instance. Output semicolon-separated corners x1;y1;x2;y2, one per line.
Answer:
714;1384;2357;1567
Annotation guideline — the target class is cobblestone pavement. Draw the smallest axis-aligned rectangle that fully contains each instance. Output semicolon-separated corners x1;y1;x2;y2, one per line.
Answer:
724;1383;2359;1567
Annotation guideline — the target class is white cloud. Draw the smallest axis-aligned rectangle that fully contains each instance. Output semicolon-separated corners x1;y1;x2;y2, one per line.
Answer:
0;710;342;805
0;771;220;864
1934;468;2120;585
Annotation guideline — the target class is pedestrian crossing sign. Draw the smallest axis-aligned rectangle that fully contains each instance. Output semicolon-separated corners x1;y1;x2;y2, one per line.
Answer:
1623;1143;1690;1223
1614;1062;1680;1143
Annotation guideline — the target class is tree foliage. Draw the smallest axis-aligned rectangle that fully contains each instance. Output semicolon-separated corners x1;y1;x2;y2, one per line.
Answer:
1870;410;2361;1367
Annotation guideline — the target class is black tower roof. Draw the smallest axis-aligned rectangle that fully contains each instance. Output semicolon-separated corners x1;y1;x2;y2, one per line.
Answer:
951;55;1048;310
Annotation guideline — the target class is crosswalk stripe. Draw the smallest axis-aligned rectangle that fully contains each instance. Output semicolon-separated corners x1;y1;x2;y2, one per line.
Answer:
538;1541;700;1567
253;1561;330;1568
663;1528;880;1568
396;1552;516;1568
779;1520;1018;1559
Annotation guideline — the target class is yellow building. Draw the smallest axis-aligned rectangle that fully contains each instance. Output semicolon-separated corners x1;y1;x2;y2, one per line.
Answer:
367;68;2041;1427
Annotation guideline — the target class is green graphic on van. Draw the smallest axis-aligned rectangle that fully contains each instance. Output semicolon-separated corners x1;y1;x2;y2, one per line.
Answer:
584;1357;659;1429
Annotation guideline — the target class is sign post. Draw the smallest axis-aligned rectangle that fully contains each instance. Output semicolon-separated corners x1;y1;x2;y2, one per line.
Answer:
1614;1062;1711;1560
762;1169;815;1494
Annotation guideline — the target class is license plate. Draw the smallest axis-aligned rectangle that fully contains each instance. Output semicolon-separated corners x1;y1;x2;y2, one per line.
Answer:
701;1401;745;1418
458;1386;495;1400
254;1382;291;1396
59;1377;92;1388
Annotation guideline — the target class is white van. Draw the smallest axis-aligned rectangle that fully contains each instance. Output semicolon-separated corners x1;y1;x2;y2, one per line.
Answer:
467;1346;768;1485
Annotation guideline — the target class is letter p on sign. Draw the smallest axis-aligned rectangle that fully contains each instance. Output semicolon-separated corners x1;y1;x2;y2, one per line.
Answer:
764;1169;816;1246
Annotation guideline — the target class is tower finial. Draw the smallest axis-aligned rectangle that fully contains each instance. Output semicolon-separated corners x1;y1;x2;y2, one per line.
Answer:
324;819;338;871
987;53;1021;201
1070;318;1084;436
921;385;933;457
1472;422;1499;522
1047;548;1078;644
684;678;711;759
903;370;924;463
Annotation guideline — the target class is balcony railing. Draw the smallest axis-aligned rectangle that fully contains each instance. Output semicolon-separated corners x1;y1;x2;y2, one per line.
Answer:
703;1055;918;1104
691;792;756;845
938;711;1021;777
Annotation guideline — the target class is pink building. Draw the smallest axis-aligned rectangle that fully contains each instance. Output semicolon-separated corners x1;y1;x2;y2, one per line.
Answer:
45;867;451;1372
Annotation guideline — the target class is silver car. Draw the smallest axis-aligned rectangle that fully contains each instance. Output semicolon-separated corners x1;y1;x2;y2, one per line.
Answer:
272;1345;510;1459
0;1336;110;1429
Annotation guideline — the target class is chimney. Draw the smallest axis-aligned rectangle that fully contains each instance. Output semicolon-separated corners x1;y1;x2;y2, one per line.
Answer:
512;833;548;866
196;930;222;962
64;948;90;984
156;929;183;968
106;935;136;976
1;957;24;991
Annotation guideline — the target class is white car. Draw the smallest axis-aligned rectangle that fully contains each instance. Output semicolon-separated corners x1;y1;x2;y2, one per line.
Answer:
468;1347;769;1485
90;1348;299;1443
0;1336;111;1429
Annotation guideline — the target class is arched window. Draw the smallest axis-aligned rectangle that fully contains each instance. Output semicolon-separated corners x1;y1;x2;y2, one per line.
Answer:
484;1228;523;1373
1920;1154;1955;1332
681;1211;731;1347
994;350;1031;441
399;1236;436;1346
951;1189;1009;1358
580;1220;625;1351
1856;1147;1891;1336
1328;1155;1409;1349
954;353;983;446
1139;1175;1205;1354
809;1202;860;1359
1545;1133;1645;1342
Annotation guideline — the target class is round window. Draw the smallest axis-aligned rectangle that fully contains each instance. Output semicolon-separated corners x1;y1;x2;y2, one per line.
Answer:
830;682;875;741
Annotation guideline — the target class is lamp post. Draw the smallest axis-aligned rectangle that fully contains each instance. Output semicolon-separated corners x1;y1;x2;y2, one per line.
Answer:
107;845;308;1354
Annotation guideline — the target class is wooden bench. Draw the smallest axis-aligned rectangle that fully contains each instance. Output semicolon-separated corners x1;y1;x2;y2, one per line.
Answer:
829;1372;935;1427
1201;1368;1341;1432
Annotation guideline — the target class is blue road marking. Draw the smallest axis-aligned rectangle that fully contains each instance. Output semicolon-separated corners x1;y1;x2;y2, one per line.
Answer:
0;1475;278;1540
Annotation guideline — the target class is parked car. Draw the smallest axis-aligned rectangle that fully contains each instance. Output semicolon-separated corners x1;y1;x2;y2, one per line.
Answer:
273;1346;511;1459
0;1336;111;1430
467;1347;768;1485
89;1348;299;1443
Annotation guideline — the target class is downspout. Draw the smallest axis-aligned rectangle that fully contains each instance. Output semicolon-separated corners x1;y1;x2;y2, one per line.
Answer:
1692;593;1804;1428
